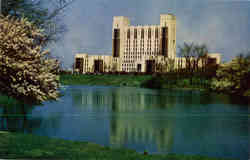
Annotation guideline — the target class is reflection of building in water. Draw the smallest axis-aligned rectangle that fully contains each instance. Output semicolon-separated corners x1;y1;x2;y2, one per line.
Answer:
71;87;220;152
72;87;241;152
72;88;179;112
72;87;215;113
110;114;175;152
71;87;176;152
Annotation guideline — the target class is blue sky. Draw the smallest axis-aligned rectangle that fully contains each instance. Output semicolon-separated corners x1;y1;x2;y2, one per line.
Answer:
50;0;250;68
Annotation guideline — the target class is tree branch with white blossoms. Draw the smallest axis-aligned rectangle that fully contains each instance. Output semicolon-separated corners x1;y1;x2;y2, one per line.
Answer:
0;16;60;105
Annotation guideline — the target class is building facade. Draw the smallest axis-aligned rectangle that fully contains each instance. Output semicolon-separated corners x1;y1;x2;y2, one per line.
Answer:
75;14;221;73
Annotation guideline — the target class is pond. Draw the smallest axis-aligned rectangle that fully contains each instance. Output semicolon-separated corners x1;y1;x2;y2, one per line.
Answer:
0;85;249;160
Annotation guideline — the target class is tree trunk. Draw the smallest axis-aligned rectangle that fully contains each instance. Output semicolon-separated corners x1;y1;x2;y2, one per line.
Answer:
196;59;199;72
0;0;2;15
1;106;7;130
21;103;27;132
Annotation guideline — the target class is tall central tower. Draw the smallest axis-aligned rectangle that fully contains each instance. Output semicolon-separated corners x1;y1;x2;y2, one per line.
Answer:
112;16;130;58
111;14;176;72
112;14;176;59
160;14;176;58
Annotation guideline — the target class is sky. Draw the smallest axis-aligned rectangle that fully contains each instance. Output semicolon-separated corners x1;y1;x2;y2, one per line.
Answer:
49;0;250;69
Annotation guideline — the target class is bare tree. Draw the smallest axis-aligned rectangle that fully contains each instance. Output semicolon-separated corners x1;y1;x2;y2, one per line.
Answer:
178;42;194;72
104;63;108;73
166;58;175;72
1;0;75;46
193;44;208;72
155;62;163;73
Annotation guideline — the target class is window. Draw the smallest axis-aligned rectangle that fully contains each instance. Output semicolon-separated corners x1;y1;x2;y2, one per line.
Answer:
127;29;130;39
141;28;144;39
155;28;158;38
113;29;120;57
148;28;151;39
114;29;120;38
134;28;137;39
161;27;168;56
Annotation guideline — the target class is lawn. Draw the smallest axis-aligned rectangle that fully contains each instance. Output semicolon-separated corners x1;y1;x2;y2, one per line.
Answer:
60;74;152;87
60;74;211;91
0;131;236;160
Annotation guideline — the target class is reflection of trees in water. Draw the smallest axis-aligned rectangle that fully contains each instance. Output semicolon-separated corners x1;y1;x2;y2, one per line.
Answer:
158;89;248;107
164;90;210;106
182;90;248;106
0;104;41;133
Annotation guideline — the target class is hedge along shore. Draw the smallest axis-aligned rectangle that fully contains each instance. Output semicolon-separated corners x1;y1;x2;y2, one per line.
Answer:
0;131;237;160
59;74;210;90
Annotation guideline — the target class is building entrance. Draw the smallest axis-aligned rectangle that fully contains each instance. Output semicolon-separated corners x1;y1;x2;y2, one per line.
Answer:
137;64;142;72
75;58;83;73
94;60;104;73
146;60;155;73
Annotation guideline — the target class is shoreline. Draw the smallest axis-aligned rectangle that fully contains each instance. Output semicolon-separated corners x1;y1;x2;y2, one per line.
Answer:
59;74;250;102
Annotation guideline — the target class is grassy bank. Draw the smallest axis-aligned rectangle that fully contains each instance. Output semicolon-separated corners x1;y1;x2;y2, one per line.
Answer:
60;74;152;87
60;74;210;91
0;131;236;160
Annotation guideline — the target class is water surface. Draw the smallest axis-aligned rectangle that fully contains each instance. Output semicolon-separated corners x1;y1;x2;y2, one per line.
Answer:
0;85;249;160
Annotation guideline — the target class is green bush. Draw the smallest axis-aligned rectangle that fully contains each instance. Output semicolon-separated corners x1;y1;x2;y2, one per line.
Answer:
211;55;250;96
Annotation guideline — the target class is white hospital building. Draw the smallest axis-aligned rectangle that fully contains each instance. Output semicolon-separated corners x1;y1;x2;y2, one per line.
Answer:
74;14;221;73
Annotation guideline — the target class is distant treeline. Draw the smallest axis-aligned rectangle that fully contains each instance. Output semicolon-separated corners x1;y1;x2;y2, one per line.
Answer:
60;53;250;99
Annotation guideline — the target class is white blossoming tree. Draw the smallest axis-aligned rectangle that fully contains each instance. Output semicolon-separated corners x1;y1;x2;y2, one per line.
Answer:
0;16;60;105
